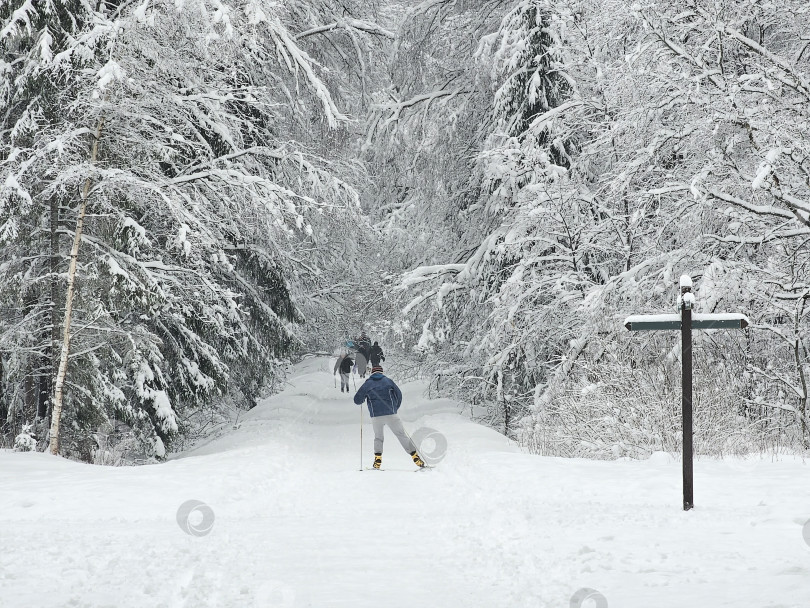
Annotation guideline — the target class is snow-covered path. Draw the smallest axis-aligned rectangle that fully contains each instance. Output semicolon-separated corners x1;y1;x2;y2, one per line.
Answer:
2;356;810;607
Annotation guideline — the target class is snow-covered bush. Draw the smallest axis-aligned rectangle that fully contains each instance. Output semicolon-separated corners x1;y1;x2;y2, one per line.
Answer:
519;332;797;459
13;425;37;452
92;422;150;466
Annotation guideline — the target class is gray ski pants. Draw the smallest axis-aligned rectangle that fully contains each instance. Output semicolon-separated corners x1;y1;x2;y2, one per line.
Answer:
339;372;350;391
371;414;416;455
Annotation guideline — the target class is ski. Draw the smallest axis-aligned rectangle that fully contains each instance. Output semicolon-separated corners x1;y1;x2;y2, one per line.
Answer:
363;466;433;472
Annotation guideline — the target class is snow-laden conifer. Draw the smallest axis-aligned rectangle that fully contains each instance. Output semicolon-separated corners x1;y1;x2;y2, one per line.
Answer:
1;0;374;459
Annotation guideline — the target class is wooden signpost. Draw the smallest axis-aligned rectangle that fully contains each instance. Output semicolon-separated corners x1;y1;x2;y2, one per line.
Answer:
624;275;749;511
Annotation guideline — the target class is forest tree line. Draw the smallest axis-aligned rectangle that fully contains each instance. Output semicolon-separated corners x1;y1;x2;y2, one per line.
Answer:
2;0;808;461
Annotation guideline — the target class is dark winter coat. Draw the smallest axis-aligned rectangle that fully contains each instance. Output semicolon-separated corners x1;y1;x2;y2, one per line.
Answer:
369;344;385;366
356;334;371;352
339;356;354;374
353;373;402;417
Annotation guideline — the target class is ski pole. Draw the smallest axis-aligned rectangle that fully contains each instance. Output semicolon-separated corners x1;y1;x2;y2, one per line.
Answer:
359;404;363;471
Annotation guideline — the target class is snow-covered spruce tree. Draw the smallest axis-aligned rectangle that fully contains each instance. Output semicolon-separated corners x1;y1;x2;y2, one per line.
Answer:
0;0;113;448
2;0;368;459
385;0;602;437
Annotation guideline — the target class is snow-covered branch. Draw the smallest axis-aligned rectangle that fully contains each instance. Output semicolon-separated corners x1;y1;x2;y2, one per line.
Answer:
296;18;395;41
707;189;799;222
364;87;471;147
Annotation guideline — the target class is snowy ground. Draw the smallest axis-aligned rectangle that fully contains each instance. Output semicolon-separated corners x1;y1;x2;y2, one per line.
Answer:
2;356;810;608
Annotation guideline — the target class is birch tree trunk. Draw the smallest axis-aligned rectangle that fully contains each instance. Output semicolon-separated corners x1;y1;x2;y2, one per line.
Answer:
48;117;105;456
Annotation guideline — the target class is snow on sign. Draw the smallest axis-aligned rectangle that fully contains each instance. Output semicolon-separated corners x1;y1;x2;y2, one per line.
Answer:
624;275;750;511
624;313;749;331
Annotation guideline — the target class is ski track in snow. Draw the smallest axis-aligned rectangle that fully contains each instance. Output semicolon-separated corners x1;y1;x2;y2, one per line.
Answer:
2;356;810;607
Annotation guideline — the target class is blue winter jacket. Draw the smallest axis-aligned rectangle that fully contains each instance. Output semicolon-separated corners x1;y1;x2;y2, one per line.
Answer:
353;373;402;417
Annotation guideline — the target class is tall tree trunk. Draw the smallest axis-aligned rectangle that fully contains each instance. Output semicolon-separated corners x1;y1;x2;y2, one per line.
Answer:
37;358;51;420
23;373;36;424
48;117;105;456
795;305;809;449
0;357;5;430
23;293;37;423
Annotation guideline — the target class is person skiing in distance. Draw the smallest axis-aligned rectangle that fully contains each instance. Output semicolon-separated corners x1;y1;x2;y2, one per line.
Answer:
355;348;369;378
355;331;371;353
351;331;371;377
353;365;425;469
369;341;385;367
334;351;354;393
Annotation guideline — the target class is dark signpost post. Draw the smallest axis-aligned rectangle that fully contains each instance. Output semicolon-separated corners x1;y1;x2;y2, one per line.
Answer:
624;275;749;511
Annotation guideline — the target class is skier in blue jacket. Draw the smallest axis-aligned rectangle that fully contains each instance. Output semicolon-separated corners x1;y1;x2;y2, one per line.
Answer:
353;365;425;469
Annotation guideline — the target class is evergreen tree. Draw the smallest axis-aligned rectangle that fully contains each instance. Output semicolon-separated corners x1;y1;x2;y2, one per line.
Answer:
1;0;375;459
